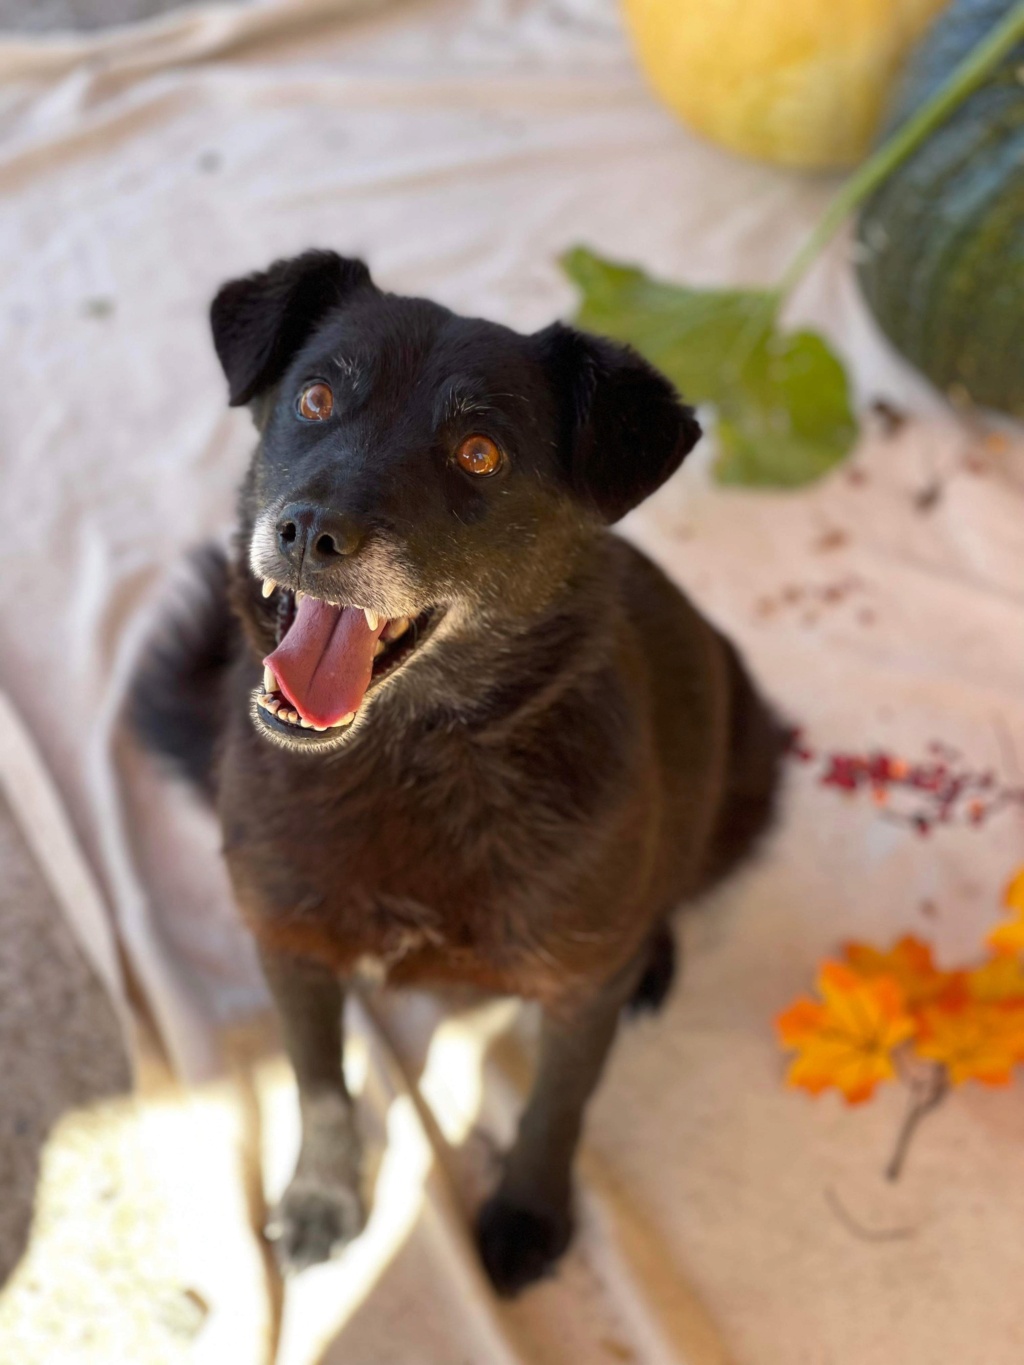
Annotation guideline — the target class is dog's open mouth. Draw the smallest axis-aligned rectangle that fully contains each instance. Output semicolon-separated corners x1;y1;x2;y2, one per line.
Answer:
254;586;439;742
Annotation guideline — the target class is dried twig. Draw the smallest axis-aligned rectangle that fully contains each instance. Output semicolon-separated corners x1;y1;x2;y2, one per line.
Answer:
885;1065;948;1182
824;1187;917;1243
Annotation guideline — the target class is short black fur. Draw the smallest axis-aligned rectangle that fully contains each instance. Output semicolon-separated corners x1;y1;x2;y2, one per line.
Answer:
132;249;784;1297
210;250;373;407
536;322;703;523
130;546;236;797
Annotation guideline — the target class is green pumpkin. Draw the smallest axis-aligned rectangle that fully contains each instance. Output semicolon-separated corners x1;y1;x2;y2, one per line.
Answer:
856;0;1024;417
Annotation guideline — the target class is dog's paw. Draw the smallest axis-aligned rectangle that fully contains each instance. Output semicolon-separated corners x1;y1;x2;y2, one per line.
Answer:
626;922;677;1017
266;1176;365;1274
476;1194;572;1297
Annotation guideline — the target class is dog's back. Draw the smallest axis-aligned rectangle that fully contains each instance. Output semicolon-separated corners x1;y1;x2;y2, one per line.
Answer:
616;538;784;900
129;547;237;798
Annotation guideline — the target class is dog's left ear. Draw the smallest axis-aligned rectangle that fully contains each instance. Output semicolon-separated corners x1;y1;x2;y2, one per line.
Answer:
535;322;701;523
210;249;374;408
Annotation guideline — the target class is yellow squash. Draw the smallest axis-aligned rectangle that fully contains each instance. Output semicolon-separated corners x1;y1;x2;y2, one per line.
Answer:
622;0;951;169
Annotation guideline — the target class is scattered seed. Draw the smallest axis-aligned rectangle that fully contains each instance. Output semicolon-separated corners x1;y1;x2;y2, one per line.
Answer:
813;528;850;553
869;399;907;435
786;733;1024;835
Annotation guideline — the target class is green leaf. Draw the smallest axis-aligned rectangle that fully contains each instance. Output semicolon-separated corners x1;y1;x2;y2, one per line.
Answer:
561;246;856;488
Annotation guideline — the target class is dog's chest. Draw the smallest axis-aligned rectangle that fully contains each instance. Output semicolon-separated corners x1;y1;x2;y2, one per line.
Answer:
223;717;631;996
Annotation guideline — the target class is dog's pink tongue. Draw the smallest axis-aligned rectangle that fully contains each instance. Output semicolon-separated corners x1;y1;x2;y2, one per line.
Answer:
265;598;384;728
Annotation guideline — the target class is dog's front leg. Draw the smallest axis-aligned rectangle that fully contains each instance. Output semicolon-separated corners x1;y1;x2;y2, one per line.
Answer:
476;963;637;1296
258;946;365;1272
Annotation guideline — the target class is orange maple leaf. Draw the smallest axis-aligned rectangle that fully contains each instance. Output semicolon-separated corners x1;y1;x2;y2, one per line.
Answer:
967;953;1024;1005
777;962;916;1105
1006;867;1024;915
842;935;961;1008
915;999;1024;1087
986;866;1024;957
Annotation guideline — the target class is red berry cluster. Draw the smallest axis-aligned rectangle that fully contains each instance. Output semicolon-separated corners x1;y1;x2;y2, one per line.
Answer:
785;732;1024;837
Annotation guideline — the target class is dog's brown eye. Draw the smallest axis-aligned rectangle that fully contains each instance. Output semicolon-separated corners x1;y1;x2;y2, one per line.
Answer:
297;383;334;421
455;434;502;477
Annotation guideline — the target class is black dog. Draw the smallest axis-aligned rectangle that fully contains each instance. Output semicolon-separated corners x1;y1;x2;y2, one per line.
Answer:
132;249;782;1296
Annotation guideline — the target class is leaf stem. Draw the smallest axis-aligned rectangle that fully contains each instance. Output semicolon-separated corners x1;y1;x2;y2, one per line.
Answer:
774;1;1024;301
885;1065;948;1182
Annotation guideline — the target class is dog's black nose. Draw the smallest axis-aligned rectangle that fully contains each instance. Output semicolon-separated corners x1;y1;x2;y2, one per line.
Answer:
275;503;362;569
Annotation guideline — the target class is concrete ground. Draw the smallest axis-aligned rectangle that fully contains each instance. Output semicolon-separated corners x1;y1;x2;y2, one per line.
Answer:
0;785;278;1362
0;791;131;1285
0;0;244;32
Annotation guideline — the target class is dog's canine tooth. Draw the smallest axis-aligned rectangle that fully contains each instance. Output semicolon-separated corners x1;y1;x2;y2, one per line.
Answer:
261;578;276;599
363;607;380;631
382;615;411;641
373;640;386;657
263;664;278;693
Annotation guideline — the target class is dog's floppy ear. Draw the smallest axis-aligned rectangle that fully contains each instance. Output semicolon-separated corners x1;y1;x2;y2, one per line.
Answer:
536;322;701;523
210;250;373;407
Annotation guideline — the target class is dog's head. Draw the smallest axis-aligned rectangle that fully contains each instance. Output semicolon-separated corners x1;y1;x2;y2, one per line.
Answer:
211;249;700;752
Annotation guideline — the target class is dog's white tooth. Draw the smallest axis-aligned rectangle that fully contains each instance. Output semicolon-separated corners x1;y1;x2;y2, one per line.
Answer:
283;709;298;724
265;698;281;713
261;578;276;599
300;717;313;729
363;607;379;632
313;724;327;732
342;711;356;725
263;664;278;694
382;614;411;641
373;640;386;657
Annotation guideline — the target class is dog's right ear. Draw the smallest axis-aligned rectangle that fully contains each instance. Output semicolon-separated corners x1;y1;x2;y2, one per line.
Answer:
210;250;373;408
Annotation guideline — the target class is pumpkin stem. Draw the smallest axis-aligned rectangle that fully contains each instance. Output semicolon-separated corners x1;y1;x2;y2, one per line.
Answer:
774;1;1024;303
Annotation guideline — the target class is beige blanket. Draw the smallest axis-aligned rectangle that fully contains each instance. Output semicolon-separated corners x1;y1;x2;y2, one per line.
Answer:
2;1;1023;1360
